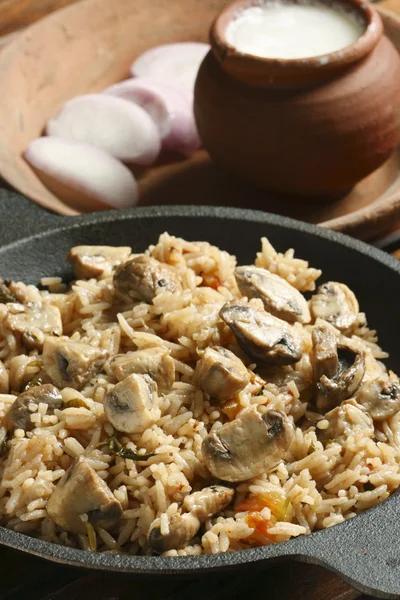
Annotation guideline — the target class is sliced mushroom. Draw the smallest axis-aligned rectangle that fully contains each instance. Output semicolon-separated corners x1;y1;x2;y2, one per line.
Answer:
4;304;62;350
47;456;122;534
67;245;132;280
318;399;374;442
220;302;302;365
0;360;9;394
104;373;159;434
149;512;200;554
202;407;294;482
235;266;310;324
148;485;234;553
42;337;108;390
356;372;400;421
4;384;63;431
109;347;175;394
113;255;182;304
182;485;234;517
194;346;250;402
312;323;338;382
309;282;359;331
312;326;365;410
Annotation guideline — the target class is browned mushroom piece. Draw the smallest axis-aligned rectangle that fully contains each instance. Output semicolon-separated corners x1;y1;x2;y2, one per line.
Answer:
202;407;294;482
312;323;339;382
182;486;234;518
309;282;359;331
356;372;400;421
194;346;250;402
113;255;181;304
148;485;234;553
0;360;9;394
47;456;122;534
317;346;365;411
109;347;175;394
219;302;302;365
4;384;63;431
312;325;365;411
0;281;16;304
67;245;132;280
235;266;311;324
4;304;62;350
149;512;199;554
318;399;374;442
42;337;108;390
104;373;159;434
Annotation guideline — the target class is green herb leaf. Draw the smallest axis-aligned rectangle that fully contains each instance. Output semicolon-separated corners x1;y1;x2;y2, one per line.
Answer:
28;359;43;369
24;376;43;391
118;447;156;461
65;398;88;409
107;435;123;454
85;521;97;551
255;385;266;397
105;435;155;461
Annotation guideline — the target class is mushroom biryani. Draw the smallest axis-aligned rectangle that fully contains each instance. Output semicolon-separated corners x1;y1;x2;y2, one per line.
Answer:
0;234;399;555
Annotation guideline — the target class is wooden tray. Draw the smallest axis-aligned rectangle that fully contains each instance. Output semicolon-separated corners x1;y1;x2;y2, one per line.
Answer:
1;0;400;240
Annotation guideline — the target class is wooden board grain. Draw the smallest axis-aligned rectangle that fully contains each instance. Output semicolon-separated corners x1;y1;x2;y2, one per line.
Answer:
0;0;80;36
0;1;394;599
0;0;400;239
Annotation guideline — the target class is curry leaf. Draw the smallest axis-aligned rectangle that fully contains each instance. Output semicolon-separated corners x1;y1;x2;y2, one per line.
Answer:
119;447;156;461
24;376;43;391
105;435;155;461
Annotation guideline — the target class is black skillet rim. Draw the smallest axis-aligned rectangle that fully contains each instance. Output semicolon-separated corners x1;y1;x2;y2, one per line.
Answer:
1;203;400;598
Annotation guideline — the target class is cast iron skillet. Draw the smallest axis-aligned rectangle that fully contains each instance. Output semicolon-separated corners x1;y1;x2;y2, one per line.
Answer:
0;191;400;599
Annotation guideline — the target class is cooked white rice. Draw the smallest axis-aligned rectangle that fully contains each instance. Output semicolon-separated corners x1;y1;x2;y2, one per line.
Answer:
0;233;399;556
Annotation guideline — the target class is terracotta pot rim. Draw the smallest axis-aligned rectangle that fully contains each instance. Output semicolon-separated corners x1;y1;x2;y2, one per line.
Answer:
210;0;383;82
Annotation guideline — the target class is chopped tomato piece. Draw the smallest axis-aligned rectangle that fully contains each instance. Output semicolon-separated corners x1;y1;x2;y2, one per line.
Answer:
235;497;266;513
260;491;293;522
202;274;221;290
221;398;241;420
236;491;293;522
245;512;277;543
246;512;272;535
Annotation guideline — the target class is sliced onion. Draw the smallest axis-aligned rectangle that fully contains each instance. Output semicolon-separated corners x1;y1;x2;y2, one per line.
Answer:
104;78;200;156
46;94;160;165
130;42;210;96
104;78;170;138
24;137;138;211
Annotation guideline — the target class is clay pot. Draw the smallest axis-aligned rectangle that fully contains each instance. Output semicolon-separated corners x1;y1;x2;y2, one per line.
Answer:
194;0;400;196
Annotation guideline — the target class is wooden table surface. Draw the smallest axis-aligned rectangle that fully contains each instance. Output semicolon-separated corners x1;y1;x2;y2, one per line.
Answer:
0;1;400;599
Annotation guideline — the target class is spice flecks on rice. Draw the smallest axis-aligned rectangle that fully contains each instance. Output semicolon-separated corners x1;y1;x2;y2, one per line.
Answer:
0;234;399;556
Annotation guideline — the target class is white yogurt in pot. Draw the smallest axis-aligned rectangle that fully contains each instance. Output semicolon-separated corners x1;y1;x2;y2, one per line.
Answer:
226;1;365;60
